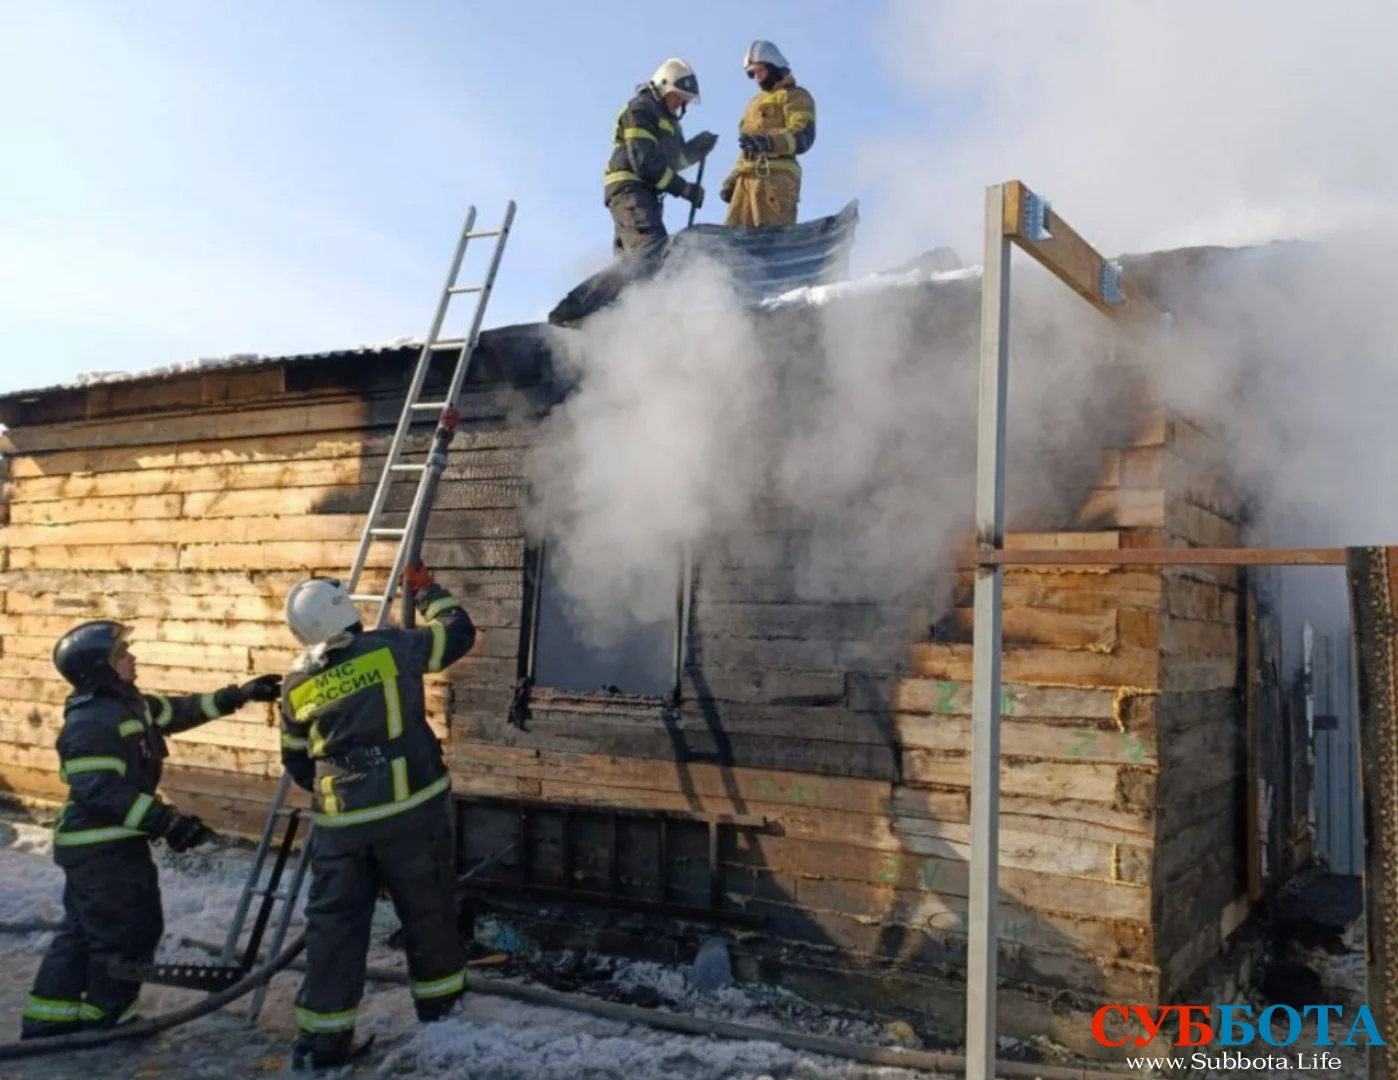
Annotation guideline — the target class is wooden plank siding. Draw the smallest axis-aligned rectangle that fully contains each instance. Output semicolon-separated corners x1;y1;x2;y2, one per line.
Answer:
0;350;1254;1052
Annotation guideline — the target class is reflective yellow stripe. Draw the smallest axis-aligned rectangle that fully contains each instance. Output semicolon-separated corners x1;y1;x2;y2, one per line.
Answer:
604;169;640;186
384;676;402;739
60;756;127;781
424;596;461;620
149;694;173;728
123;792;154;830
118;719;145;737
313;774;450;828
737;157;802;174
786;110;814;123
54;825;144;846
621;126;656;143
200;692;220;720
294;1005;357;1033
281;733;309;751
23;996;82;1022
411;968;466;1000
391;757;409;802
319;774;339;816
657;167;674;190
657;117;675;134
78;1002;106;1022
309;721;325;757
289;647;399;723
427;621;448;673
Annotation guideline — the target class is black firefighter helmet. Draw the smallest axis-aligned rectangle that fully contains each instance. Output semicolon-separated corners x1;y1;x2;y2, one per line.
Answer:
52;619;131;691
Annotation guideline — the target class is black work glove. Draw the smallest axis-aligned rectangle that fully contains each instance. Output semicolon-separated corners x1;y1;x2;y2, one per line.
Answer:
163;813;217;853
720;174;736;204
685;131;718;161
239;674;283;703
680;181;704;209
738;133;772;159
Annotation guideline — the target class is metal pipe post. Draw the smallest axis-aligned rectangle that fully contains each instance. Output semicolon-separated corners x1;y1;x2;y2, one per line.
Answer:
964;182;1012;1080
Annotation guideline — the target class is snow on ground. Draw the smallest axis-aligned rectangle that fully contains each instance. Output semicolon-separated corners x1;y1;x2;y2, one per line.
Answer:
0;819;949;1080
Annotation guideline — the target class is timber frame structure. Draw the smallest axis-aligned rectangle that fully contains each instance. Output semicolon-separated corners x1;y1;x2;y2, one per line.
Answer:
967;179;1391;1079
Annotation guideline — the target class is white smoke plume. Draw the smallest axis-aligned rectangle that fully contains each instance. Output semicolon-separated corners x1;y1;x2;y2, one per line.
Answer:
528;0;1398;650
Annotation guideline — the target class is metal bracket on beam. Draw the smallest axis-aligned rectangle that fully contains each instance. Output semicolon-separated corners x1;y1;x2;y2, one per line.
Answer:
1100;261;1126;306
1022;193;1052;241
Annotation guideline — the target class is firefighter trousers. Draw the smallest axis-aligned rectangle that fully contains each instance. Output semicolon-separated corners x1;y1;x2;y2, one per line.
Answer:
606;186;668;259
293;796;465;1059
21;842;162;1039
723;170;801;228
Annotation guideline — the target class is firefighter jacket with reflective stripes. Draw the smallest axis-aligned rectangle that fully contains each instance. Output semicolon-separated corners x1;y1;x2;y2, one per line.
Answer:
604;85;700;202
278;584;476;830
51;681;246;861
731;74;816;176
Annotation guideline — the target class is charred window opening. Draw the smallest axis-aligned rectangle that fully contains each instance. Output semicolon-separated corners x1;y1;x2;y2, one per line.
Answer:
521;542;686;699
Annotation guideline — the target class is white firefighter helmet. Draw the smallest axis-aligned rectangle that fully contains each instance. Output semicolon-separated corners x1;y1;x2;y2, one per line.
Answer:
743;40;789;75
650;58;701;104
284;577;360;646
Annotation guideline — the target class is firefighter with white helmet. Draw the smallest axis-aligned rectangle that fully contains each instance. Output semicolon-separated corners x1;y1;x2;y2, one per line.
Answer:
603;58;719;257
720;40;817;227
277;565;478;1070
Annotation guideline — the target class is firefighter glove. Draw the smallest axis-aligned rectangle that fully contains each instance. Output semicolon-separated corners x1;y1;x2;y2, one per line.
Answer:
738;134;772;158
680;181;704;209
686;131;718;161
403;562;435;593
720;174;736;204
164;813;216;853
239;674;283;703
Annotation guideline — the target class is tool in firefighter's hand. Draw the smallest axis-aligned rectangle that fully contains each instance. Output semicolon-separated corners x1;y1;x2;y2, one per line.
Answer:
164;813;217;853
239;674;283;703
688;157;706;227
738;133;771;158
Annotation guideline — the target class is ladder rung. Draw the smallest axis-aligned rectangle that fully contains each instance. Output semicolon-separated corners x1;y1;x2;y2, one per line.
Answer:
429;338;465;350
412;401;448;410
466;229;502;239
448;284;484;295
350;593;386;604
390;463;427;472
370;528;406;538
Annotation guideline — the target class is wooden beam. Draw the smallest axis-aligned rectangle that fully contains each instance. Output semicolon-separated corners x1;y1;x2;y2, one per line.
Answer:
1344;546;1398;1080
1243;574;1264;902
1001;178;1158;323
971;547;1347;568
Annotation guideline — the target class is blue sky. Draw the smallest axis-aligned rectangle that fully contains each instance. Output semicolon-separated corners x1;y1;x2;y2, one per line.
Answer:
0;0;974;394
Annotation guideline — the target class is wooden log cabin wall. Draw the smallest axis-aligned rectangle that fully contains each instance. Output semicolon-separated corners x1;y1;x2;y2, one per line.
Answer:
0;249;1289;1059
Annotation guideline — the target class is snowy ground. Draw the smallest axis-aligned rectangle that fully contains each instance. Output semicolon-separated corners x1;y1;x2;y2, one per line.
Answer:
0;818;951;1080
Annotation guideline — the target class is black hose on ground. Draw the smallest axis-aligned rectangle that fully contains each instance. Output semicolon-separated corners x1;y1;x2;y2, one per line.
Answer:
0;933;307;1062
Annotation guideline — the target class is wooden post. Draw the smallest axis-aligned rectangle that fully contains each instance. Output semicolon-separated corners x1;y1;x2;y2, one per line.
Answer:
1244;573;1264;901
1344;546;1398;1080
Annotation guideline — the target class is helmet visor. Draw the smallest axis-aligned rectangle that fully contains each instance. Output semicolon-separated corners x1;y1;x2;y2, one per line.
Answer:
672;72;700;100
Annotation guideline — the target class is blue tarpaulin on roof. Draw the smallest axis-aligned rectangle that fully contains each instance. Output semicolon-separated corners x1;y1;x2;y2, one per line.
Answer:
548;199;860;327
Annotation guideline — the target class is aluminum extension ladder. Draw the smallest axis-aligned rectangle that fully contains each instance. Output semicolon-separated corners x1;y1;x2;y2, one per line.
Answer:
219;201;517;1022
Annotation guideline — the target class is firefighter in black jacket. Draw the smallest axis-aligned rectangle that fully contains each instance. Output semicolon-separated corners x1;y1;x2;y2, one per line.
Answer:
279;563;478;1070
20;621;282;1040
604;58;718;257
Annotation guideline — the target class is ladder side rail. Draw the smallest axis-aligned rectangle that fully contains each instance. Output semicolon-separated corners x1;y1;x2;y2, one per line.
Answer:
345;206;479;595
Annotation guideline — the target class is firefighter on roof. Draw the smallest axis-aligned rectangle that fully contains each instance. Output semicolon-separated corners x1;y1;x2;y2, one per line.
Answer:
20;621;282;1040
278;564;478;1071
720;41;816;227
604;58;719;257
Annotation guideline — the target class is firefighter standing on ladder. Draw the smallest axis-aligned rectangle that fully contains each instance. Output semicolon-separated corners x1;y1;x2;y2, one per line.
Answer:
20;621;282;1040
278;559;478;1070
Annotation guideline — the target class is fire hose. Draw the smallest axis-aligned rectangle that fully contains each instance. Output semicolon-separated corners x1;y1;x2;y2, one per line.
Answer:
0;932;307;1062
0;924;1135;1078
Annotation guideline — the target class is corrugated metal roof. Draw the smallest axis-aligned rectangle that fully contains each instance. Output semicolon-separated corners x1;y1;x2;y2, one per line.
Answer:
547;199;861;327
